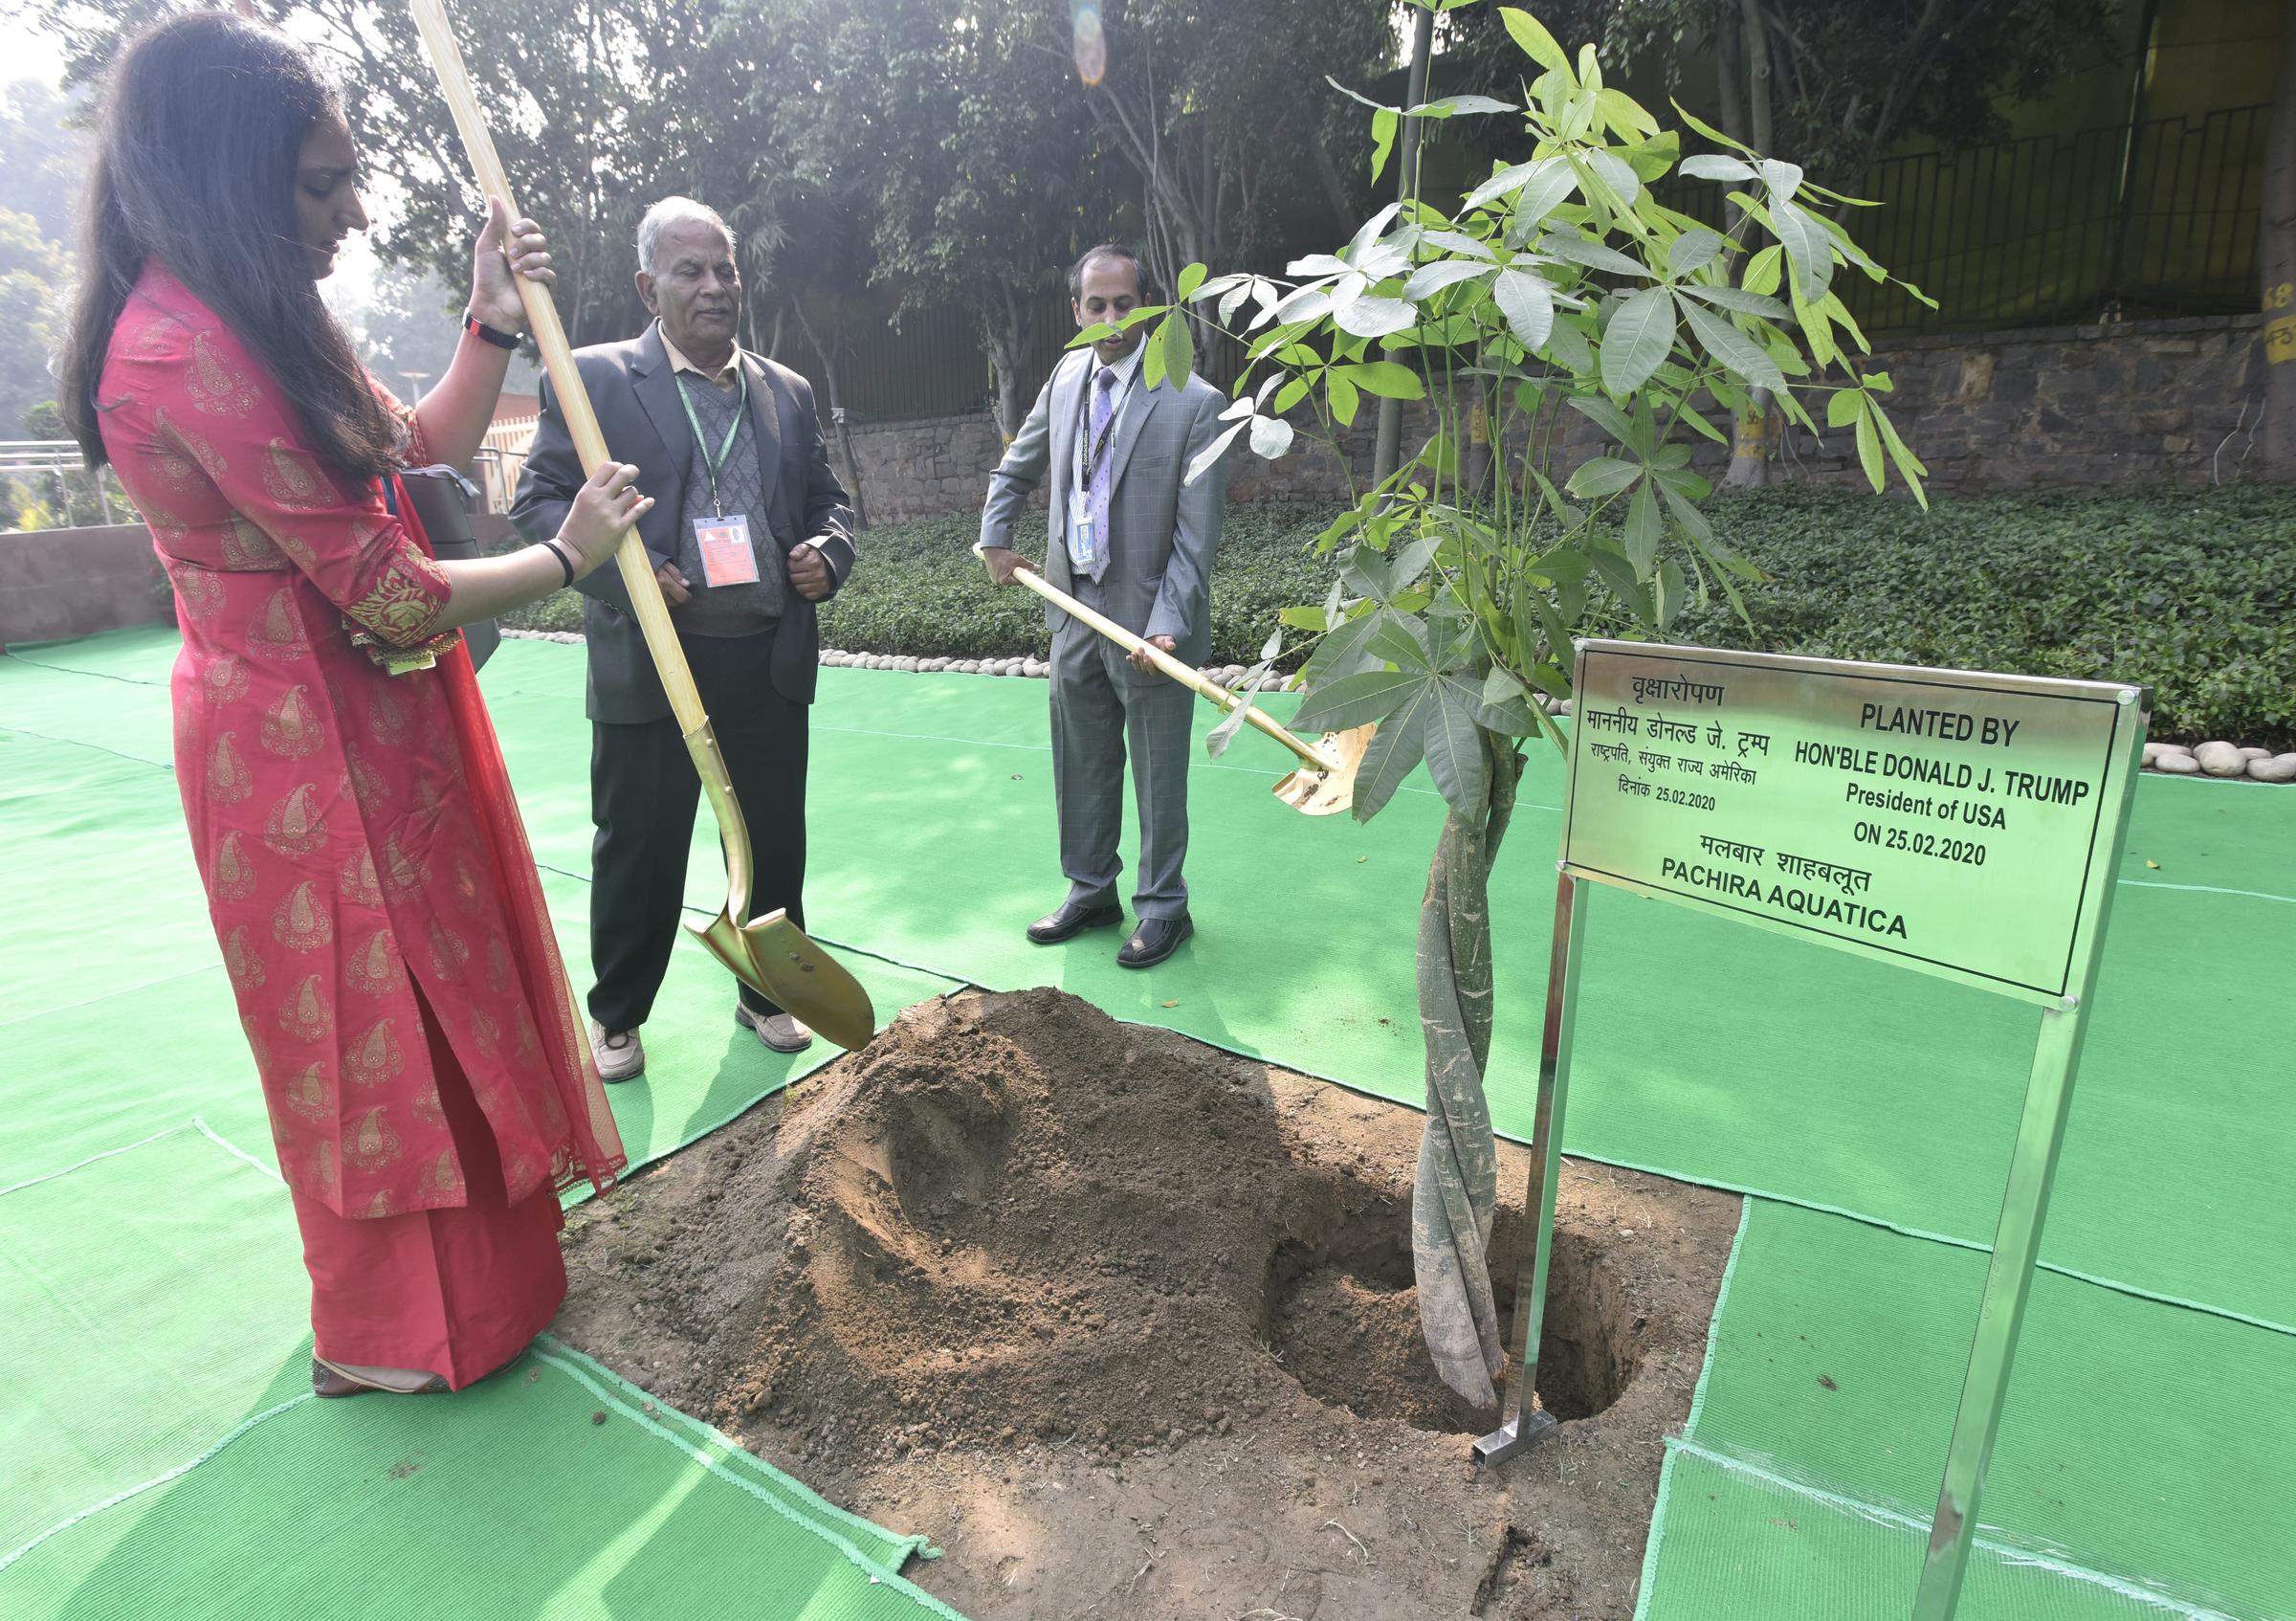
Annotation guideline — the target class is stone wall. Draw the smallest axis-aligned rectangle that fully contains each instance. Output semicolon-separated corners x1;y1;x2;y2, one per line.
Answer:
0;524;170;649
830;314;2271;524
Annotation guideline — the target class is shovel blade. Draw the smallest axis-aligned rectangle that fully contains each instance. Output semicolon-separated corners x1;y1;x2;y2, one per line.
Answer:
687;908;877;1052
1271;722;1376;816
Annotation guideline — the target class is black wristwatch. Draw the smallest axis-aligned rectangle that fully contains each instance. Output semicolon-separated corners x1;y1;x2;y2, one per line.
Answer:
464;311;520;351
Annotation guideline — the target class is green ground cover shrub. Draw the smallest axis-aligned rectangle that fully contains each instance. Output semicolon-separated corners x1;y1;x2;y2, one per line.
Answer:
498;485;2292;746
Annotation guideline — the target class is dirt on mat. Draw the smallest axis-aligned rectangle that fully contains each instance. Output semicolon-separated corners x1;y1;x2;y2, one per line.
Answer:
555;988;1738;1619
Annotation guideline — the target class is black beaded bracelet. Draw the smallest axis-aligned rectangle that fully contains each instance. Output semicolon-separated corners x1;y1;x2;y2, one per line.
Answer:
541;539;575;588
464;311;520;351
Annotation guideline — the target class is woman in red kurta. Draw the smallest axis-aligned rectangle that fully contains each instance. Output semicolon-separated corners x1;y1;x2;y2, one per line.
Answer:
61;13;654;1396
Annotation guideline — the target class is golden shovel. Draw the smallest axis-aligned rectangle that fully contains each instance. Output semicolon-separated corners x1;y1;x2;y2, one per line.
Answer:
411;0;874;1051
977;546;1373;815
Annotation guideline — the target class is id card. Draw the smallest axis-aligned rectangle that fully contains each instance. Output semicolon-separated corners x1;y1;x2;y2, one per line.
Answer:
694;513;760;588
1066;489;1095;566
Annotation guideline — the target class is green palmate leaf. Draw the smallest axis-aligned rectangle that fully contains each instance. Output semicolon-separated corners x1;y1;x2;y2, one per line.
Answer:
1351;680;1432;824
1423;676;1490;817
1672;100;1755;156
1854;405;1885;495
1581;150;1643;208
1870;404;1932;510
1538;233;1653;279
1338;360;1425;399
1160;310;1195;389
1279;604;1331;632
1367;611;1433;668
1327;370;1361;426
1466;158;1543;211
1370;106;1399;183
1418;229;1497;259
1623;477;1664;573
1568;393;1643;453
1668;228;1726;278
1679;403;1730;445
1261;627;1284;663
1519;158;1584;228
1676;296;1787;394
1565;455;1642;500
1292;667;1421;732
1657;478;1714;544
1587;545;1654;620
1500;7;1571;73
1250;415;1295;457
1274;377;1311;413
1387;531;1443;596
1177;263;1207;300
1743;245;1784;297
1187;420;1247;483
1655;556;1686;629
1679;153;1756;183
1680;282;1790;321
1410;93;1515;118
1301;608;1385;686
1402;260;1494;302
1601;285;1676;396
1335;295;1417;339
1826;388;1865;430
1542;314;1596;371
1490;267;1555;348
1770;195;1835;299
1595;87;1660;140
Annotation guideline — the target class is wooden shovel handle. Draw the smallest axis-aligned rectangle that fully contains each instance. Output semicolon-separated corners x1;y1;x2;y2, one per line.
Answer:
407;0;705;741
980;546;1339;773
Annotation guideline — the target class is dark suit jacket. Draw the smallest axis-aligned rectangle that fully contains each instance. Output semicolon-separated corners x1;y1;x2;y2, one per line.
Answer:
511;323;856;724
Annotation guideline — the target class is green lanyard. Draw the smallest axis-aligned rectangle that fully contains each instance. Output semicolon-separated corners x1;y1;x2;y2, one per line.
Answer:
673;361;749;517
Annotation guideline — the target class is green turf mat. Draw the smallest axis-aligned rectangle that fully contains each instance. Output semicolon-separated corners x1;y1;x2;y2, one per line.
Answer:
12;633;2294;1331
0;732;219;1023
1;1128;314;1560
1637;1200;2295;1620
0;1144;946;1614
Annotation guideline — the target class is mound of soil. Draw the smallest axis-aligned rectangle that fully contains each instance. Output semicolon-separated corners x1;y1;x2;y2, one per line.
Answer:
555;988;1738;1619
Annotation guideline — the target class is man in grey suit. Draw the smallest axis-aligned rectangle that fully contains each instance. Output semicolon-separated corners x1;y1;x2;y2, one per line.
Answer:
513;197;855;1077
978;244;1230;969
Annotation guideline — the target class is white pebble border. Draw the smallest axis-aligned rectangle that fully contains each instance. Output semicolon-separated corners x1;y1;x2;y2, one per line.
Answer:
498;633;2289;782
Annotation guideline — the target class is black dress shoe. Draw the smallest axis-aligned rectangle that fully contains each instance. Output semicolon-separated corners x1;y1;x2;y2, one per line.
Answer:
1116;913;1194;969
1027;896;1123;944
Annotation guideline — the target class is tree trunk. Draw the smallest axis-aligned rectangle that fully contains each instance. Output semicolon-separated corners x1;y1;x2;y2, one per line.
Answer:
1373;5;1436;495
984;285;1032;443
1412;736;1523;1406
790;300;872;530
2263;2;2296;481
1726;0;1777;490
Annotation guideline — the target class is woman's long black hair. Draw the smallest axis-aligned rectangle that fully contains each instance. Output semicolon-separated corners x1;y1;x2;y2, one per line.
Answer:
60;11;401;479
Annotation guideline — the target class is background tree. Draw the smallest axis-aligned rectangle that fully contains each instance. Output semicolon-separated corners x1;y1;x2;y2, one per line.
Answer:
1062;0;1399;299
772;0;1117;438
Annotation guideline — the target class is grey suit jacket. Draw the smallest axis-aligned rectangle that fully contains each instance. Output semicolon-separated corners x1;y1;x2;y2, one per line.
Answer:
979;349;1230;680
511;323;856;724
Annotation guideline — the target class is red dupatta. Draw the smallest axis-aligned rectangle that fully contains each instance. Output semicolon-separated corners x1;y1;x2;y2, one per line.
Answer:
390;474;625;1198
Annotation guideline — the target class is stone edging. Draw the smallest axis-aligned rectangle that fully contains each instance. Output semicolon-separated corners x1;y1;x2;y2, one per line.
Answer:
498;631;2288;781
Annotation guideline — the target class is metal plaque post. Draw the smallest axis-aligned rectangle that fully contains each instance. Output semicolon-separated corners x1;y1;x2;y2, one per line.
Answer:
1910;689;2146;1619
1473;866;1588;1466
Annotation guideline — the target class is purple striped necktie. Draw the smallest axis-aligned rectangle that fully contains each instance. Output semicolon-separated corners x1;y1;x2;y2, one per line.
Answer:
1085;366;1117;582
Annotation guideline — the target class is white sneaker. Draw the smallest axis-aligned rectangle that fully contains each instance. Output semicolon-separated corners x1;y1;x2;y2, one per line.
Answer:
736;1004;814;1054
588;1022;645;1083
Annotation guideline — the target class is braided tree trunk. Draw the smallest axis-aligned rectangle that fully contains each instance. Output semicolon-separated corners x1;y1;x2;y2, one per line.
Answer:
1413;735;1525;1406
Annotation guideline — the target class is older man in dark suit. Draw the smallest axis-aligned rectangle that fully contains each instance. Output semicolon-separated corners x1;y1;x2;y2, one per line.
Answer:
513;196;854;1077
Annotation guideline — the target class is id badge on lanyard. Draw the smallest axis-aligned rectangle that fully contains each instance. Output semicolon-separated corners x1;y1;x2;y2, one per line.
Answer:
678;365;760;588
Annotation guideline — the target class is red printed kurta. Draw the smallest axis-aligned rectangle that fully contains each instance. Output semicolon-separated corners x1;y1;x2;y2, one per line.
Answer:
96;265;622;1219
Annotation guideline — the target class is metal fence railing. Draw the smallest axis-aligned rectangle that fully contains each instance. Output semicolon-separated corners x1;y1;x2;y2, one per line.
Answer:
1666;104;2271;335
0;442;125;532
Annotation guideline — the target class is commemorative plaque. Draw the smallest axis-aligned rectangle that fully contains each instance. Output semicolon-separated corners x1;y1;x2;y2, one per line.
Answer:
1559;640;2147;1005
1481;638;2148;1621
